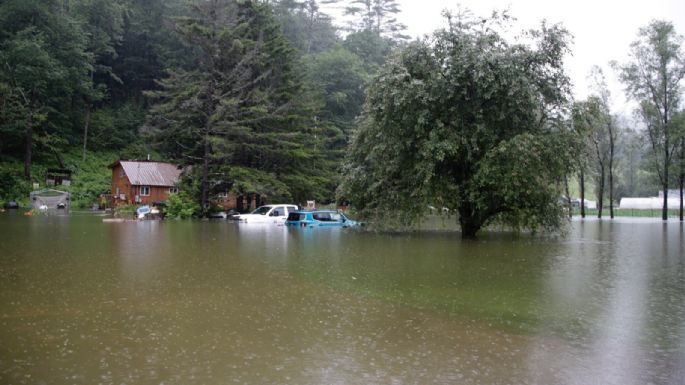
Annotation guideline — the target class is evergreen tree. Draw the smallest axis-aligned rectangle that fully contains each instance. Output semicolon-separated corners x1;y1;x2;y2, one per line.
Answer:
272;0;340;54
71;0;126;159
343;0;407;39
0;0;92;179
145;0;319;212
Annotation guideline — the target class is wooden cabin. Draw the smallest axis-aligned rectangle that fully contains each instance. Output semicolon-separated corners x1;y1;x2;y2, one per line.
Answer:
109;160;182;206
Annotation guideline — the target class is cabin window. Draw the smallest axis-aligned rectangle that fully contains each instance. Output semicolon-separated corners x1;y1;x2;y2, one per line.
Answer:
119;169;125;178
169;187;179;194
140;186;151;196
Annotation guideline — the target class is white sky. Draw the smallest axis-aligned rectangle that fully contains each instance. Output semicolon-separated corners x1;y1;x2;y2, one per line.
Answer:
396;0;685;114
329;0;685;115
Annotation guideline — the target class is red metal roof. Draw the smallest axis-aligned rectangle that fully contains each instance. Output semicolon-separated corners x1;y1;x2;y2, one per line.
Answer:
116;161;182;187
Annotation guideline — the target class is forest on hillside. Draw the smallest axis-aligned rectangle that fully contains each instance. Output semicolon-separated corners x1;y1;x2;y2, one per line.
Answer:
0;0;401;209
1;0;684;226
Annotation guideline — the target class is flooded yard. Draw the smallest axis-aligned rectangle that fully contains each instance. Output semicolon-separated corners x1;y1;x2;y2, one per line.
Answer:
0;213;683;384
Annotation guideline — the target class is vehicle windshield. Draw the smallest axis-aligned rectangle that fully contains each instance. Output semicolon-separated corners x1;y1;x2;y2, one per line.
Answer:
250;206;272;215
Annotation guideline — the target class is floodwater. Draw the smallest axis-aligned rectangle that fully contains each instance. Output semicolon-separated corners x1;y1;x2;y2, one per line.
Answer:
0;213;684;385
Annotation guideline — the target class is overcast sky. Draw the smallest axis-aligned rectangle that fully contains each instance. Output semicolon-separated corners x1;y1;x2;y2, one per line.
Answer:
336;0;685;115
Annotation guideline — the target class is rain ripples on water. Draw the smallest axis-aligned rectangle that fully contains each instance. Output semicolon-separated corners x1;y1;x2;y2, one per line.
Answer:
0;214;683;384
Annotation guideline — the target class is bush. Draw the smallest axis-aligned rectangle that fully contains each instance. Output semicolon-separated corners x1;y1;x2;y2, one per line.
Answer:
166;192;200;219
0;162;31;205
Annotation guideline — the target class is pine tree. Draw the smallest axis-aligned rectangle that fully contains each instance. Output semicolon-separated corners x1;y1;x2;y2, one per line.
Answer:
145;0;320;212
343;0;407;39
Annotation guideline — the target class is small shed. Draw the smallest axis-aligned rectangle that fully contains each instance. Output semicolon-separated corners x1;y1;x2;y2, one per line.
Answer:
110;160;182;205
45;168;72;186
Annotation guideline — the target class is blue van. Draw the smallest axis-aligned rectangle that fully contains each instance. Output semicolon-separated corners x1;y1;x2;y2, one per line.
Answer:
285;210;358;228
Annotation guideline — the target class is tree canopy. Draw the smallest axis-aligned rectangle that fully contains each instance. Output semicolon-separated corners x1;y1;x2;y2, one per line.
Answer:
339;13;578;238
615;20;685;220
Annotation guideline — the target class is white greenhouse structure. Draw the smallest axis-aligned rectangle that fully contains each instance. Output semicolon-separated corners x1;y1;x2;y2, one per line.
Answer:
619;197;681;210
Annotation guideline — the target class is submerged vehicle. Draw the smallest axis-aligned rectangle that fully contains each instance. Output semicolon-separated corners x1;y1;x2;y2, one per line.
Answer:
231;205;299;224
285;210;358;228
136;205;151;219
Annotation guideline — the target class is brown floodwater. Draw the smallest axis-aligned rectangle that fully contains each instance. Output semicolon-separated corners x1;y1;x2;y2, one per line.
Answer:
0;212;683;384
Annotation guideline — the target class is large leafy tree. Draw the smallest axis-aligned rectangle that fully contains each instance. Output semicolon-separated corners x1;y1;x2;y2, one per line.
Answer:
145;0;317;212
340;13;577;238
615;20;685;221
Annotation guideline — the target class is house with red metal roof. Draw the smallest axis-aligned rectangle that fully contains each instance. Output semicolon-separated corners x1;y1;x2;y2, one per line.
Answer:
109;160;182;205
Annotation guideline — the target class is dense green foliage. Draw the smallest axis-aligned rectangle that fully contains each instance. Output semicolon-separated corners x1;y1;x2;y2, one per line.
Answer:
340;14;578;237
166;192;200;219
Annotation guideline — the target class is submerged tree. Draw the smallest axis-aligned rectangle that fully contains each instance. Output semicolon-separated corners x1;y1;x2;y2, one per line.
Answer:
339;12;577;238
615;20;685;221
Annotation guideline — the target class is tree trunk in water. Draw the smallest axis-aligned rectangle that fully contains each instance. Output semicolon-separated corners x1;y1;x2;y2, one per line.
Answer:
201;135;210;217
580;170;586;218
564;176;572;218
459;220;480;239
662;134;669;220
662;182;669;221
678;138;685;222
679;172;685;222
458;206;482;239
597;169;604;219
24;111;33;180
82;108;91;161
609;129;615;219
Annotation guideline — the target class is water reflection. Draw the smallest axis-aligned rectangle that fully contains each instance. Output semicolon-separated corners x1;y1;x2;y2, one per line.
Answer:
533;219;685;385
0;214;683;384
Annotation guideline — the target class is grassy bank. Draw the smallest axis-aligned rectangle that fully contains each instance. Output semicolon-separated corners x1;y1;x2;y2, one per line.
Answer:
0;146;155;209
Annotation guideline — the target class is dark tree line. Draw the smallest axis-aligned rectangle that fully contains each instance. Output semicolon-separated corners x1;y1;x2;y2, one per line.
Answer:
0;0;402;208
